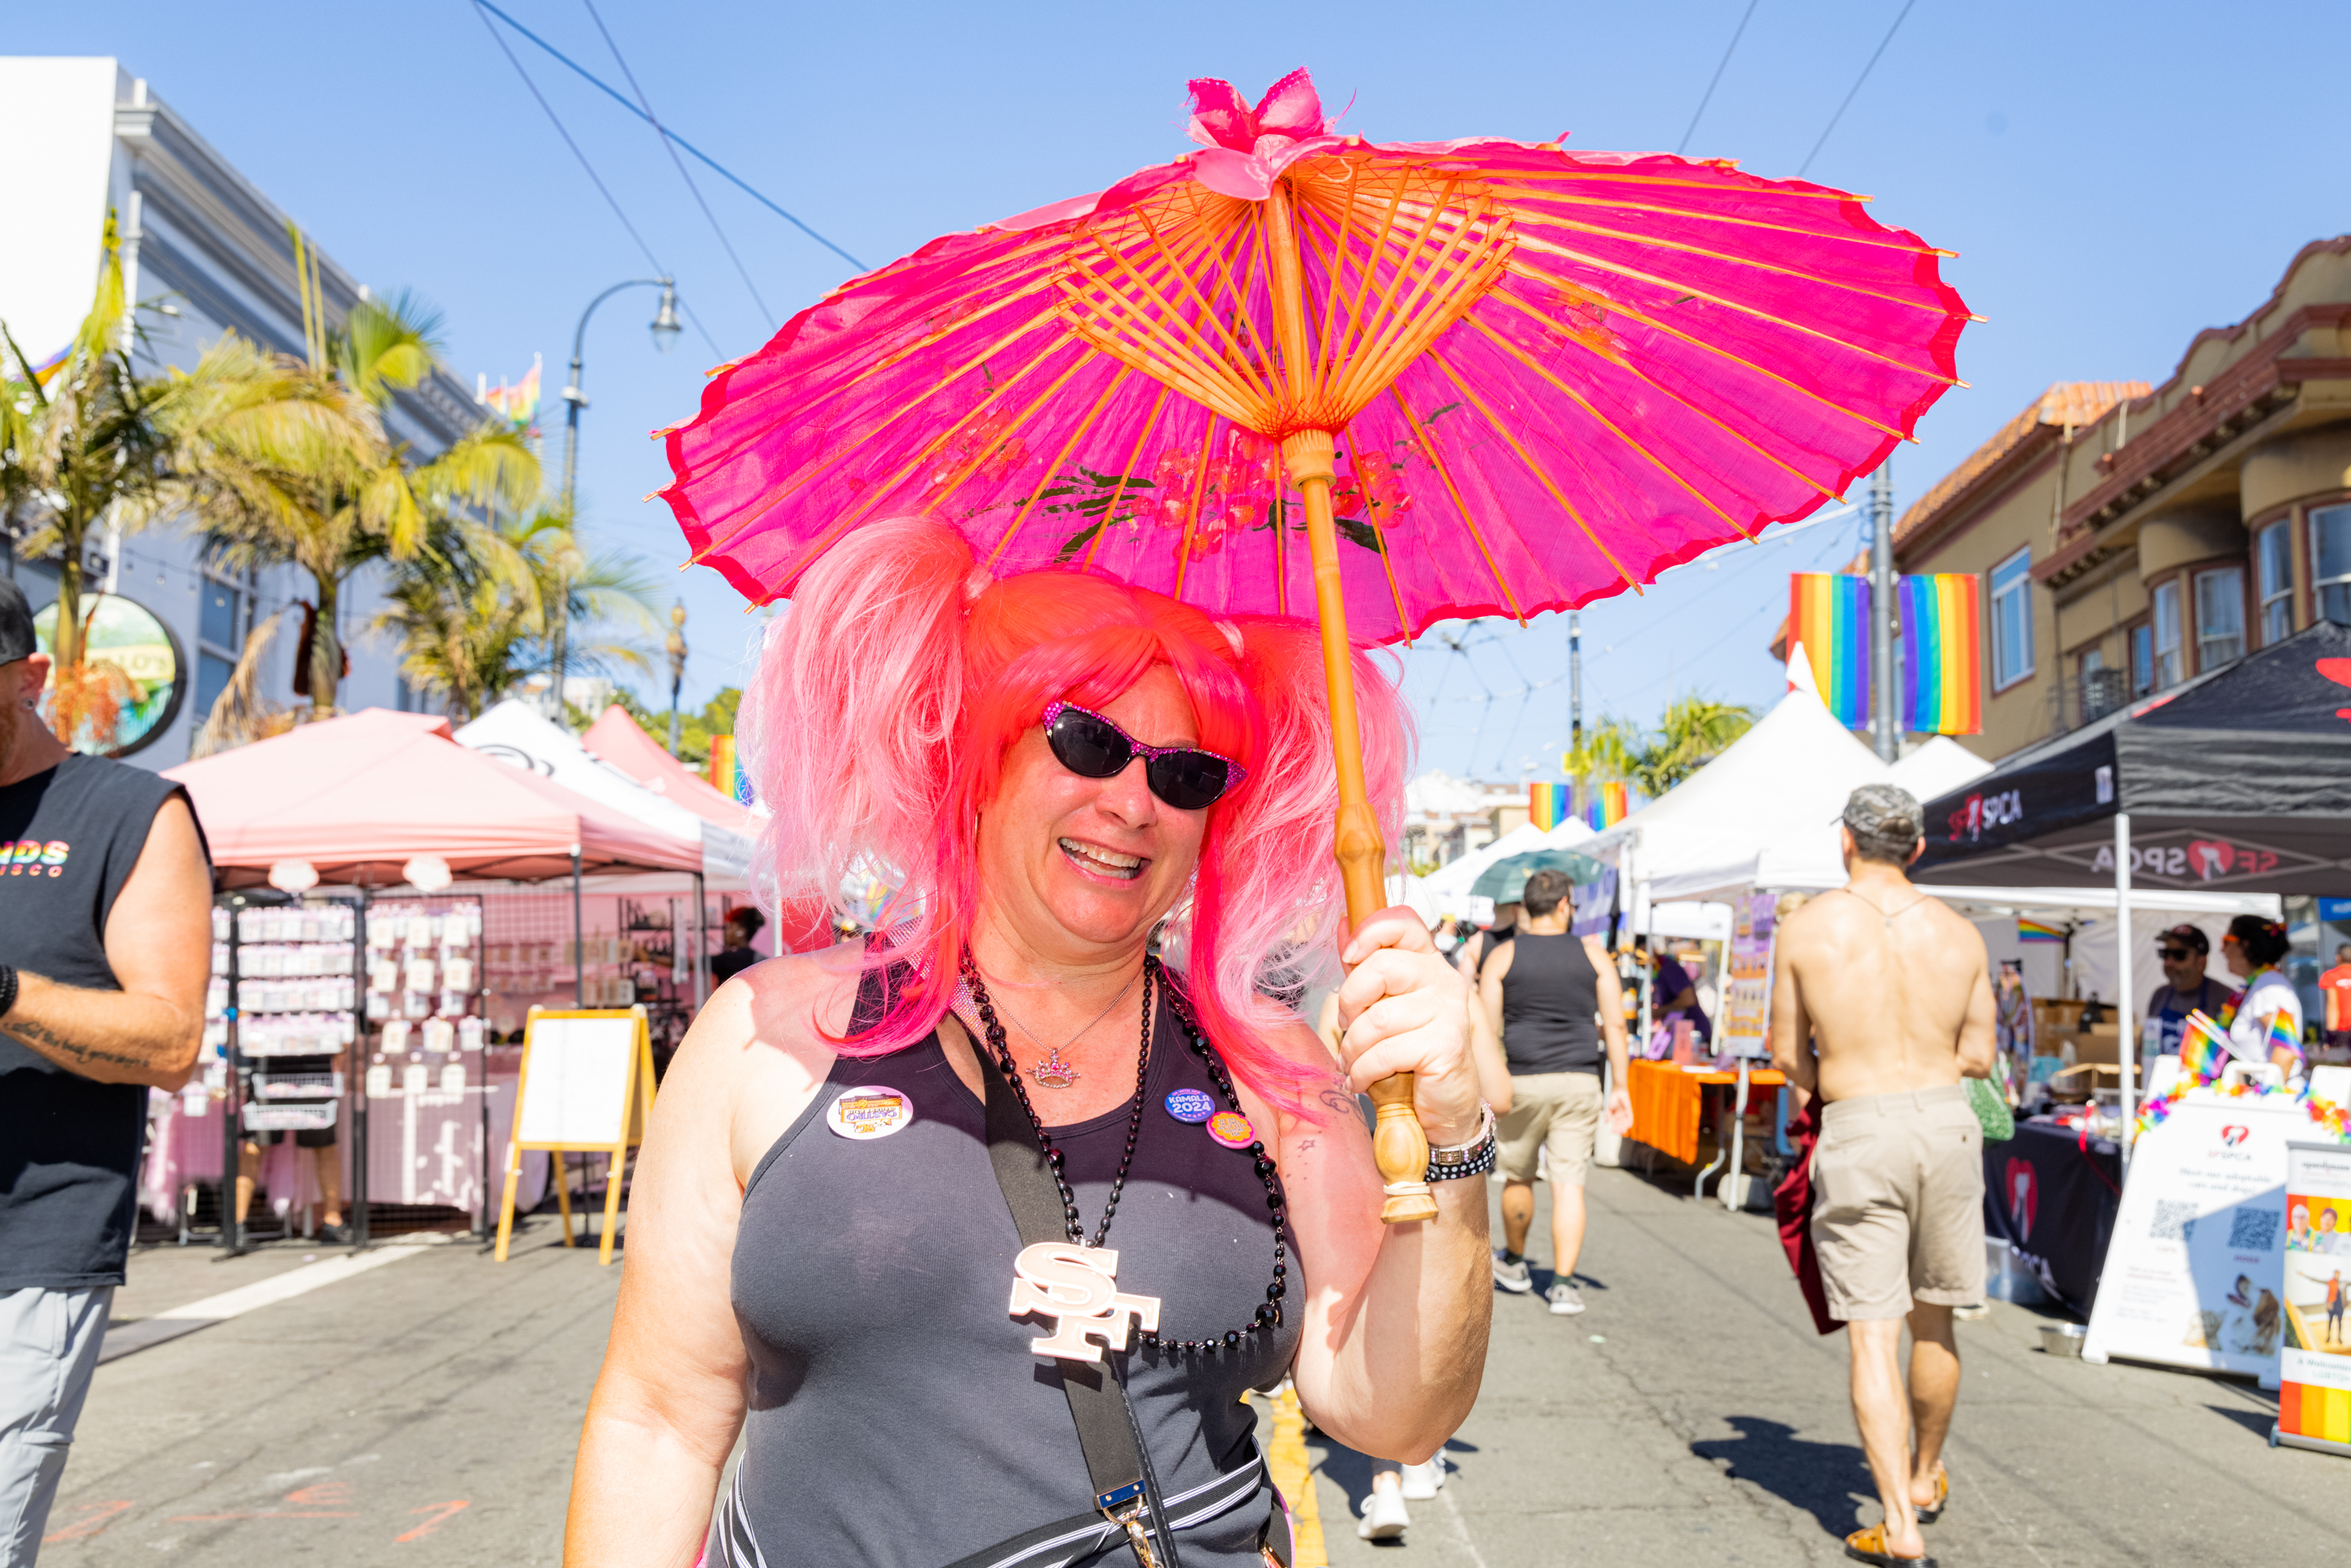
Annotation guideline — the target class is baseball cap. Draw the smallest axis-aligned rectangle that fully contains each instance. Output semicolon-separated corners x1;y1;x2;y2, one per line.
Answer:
0;579;37;665
1839;782;1924;845
2157;923;2208;955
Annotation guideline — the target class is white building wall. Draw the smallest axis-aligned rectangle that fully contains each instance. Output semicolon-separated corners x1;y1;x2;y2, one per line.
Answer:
0;57;484;768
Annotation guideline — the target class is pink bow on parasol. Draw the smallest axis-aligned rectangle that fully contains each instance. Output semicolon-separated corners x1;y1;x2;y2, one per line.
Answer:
658;68;1971;1219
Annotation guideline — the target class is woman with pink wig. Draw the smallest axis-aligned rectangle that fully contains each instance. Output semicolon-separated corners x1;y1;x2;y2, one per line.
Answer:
567;518;1492;1566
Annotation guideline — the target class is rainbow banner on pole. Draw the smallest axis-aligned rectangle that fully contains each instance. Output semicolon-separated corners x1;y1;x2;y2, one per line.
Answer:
1788;574;1871;727
1584;780;1629;831
2018;918;2066;943
481;354;542;440
708;734;752;806
1898;574;1983;734
1528;781;1566;831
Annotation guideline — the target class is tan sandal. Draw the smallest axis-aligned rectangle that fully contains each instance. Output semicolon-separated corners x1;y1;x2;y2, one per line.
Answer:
1844;1523;1935;1566
1914;1465;1948;1525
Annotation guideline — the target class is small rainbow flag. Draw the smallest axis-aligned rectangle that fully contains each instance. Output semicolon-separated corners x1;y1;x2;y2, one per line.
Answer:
1585;780;1629;831
2018;918;2065;943
2180;1010;2230;1086
1899;574;1983;734
1528;781;1566;831
708;735;752;805
1788;574;1871;727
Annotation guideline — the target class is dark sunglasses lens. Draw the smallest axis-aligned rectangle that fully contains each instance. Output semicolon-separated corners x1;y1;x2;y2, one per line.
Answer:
2159;949;2189;961
1047;709;1131;778
1148;751;1233;810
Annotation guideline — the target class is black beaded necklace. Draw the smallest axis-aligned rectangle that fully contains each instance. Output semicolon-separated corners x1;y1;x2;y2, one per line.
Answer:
958;951;1290;1355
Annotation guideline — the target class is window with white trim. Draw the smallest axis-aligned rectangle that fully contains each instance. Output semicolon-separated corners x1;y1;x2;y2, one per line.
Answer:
2130;622;2154;696
193;578;245;725
1989;548;2034;690
2193;566;2244;670
2151;578;2183;690
2315;502;2351;626
2255;519;2294;644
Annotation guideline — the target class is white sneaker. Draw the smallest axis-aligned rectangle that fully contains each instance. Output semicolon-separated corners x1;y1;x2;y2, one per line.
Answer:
1400;1458;1446;1500
1547;1280;1587;1316
1491;1251;1534;1293
1357;1484;1410;1540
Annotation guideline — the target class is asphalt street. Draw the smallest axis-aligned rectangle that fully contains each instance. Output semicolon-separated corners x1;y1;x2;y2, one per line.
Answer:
41;1171;2342;1566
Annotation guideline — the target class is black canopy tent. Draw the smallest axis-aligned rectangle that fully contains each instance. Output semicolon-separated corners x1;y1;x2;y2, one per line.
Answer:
1910;621;2351;1158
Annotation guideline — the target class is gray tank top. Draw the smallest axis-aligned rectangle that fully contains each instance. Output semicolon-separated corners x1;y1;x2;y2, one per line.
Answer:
719;987;1300;1566
1499;932;1602;1075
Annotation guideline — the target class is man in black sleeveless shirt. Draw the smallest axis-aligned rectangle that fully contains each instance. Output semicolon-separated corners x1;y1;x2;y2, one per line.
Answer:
1479;869;1632;1316
0;580;212;1566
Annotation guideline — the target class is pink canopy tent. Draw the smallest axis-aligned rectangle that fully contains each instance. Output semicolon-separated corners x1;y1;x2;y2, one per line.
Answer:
167;708;704;888
581;704;758;840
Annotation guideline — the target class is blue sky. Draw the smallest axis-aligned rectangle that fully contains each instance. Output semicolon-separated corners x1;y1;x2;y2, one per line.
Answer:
13;2;2347;770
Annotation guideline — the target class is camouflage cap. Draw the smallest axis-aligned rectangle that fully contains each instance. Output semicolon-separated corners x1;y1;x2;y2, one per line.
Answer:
1840;782;1923;845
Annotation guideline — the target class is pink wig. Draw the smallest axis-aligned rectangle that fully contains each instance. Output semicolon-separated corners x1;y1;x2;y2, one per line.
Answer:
736;516;1411;1110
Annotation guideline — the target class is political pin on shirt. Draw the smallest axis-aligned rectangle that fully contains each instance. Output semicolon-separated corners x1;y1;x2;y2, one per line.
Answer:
1165;1088;1215;1124
1207;1111;1255;1150
828;1085;915;1140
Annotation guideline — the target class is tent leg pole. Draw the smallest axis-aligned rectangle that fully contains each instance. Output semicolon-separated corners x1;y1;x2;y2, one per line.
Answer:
692;871;707;1010
2114;812;2135;1171
353;889;370;1248
573;851;585;1008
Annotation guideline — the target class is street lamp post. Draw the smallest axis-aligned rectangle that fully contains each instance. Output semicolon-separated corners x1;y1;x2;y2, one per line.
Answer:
665;599;688;756
553;277;682;715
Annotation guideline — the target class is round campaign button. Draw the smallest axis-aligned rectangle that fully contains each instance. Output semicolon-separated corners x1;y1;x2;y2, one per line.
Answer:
828;1085;915;1140
1207;1111;1255;1150
1165;1088;1215;1124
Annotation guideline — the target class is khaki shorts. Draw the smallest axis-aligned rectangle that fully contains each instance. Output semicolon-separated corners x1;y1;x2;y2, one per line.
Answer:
1497;1072;1603;1187
1810;1083;1986;1321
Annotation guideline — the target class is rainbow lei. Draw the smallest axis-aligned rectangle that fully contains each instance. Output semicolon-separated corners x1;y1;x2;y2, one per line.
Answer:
2132;985;2345;1142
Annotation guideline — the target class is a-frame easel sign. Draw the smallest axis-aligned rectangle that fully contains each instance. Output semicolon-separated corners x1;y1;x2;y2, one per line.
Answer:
494;1005;655;1265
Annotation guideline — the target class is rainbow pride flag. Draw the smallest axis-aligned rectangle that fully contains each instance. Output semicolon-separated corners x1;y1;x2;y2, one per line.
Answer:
1898;574;1983;734
1584;780;1629;831
1788;574;1871;727
708;734;752;805
2179;1010;2231;1087
2018;918;2066;943
1528;781;1566;831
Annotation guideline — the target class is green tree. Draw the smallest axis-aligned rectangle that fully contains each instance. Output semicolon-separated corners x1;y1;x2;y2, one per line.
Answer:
0;215;176;744
165;293;538;716
1563;695;1755;803
612;683;740;770
377;504;657;720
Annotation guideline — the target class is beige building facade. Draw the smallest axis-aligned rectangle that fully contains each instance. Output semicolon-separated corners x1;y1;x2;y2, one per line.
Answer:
1784;236;2351;762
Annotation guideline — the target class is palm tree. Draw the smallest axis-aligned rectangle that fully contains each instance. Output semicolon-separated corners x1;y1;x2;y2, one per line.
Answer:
165;294;538;715
0;215;175;742
1630;695;1757;795
374;504;656;720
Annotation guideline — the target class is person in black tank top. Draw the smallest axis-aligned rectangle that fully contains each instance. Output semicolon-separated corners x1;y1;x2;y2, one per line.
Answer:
568;520;1496;1566
0;578;216;1554
1476;870;1632;1316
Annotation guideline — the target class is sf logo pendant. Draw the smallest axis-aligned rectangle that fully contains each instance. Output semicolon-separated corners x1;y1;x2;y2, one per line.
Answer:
1009;1243;1161;1363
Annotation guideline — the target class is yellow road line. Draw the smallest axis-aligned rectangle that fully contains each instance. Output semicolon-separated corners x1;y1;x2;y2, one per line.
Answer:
1257;1382;1327;1568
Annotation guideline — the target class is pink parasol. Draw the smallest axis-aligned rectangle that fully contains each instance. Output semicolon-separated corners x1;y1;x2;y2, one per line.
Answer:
657;69;1970;1219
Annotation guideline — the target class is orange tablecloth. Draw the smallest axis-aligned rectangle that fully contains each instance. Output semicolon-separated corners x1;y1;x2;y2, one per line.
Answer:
1625;1059;1787;1164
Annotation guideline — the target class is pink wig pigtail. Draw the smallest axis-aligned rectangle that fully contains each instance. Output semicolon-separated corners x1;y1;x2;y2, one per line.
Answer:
735;516;977;1052
1185;623;1414;1107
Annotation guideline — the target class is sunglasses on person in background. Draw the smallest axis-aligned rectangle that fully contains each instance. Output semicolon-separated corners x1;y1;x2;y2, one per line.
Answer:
1041;701;1248;810
2159;947;2193;961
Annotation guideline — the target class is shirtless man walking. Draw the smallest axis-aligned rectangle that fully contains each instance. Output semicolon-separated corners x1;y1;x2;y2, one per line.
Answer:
1770;784;1994;1568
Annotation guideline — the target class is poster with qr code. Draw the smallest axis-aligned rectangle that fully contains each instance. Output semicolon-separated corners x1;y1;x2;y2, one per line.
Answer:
2085;1095;2306;1380
2278;1142;2351;1456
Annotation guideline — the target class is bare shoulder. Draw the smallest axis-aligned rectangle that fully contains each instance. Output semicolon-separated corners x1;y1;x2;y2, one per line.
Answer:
660;943;864;1186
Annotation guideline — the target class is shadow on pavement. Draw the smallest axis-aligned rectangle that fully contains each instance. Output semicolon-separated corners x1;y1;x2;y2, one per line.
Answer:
2204;1403;2280;1442
1690;1415;1871;1538
1308;1429;1484;1537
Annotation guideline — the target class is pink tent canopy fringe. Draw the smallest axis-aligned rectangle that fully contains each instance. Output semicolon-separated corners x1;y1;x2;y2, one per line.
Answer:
656;68;1969;645
166;708;704;889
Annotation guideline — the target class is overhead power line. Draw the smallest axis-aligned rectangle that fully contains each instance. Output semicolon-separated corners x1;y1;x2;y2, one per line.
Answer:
465;0;723;361
473;0;869;273
1677;0;1762;156
1798;0;1920;178
578;0;777;329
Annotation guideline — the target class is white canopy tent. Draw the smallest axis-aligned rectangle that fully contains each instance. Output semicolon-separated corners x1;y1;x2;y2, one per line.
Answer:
454;701;755;885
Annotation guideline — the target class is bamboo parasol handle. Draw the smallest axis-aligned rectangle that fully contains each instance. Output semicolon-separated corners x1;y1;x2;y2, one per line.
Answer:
1284;431;1438;1226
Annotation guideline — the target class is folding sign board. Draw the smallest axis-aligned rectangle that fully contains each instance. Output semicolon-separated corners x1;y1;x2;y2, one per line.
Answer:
494;1005;656;1266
